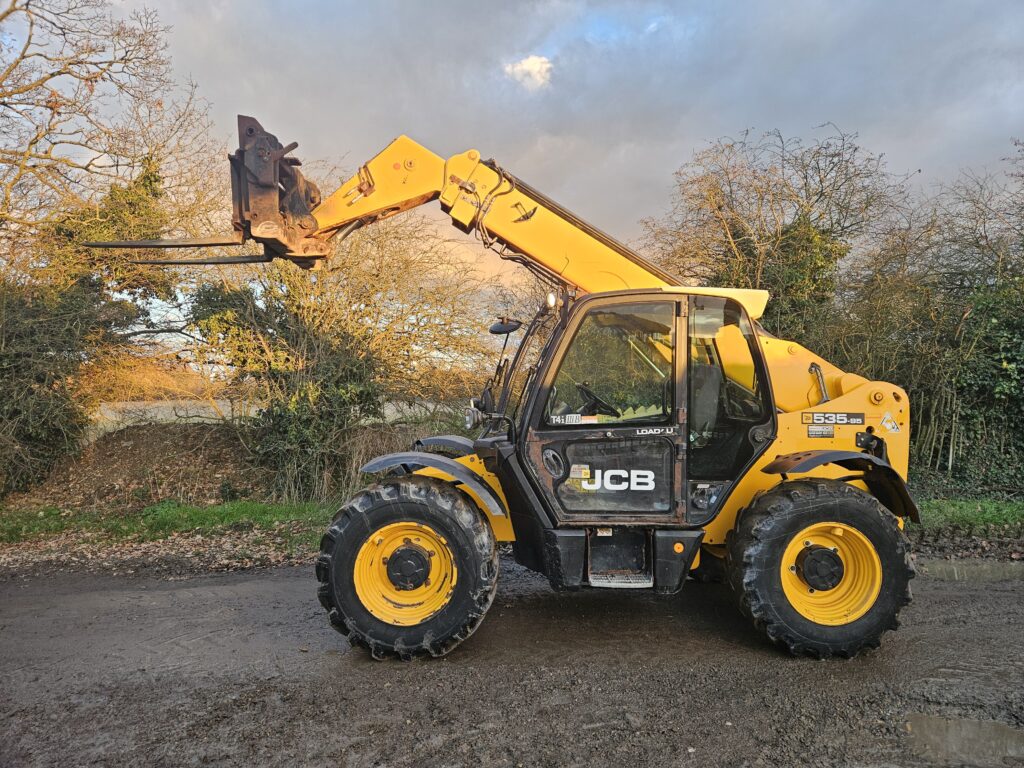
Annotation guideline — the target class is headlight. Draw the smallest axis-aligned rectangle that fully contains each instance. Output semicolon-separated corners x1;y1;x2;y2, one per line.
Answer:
464;406;484;430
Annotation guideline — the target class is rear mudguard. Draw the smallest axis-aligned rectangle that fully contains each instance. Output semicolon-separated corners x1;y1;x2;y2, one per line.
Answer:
762;450;920;523
360;452;515;540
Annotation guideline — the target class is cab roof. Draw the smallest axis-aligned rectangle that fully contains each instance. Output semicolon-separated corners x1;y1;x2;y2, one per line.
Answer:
658;287;770;320
576;286;770;320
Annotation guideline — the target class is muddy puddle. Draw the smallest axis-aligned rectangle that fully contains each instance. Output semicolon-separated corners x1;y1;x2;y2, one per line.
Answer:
917;558;1024;582
906;713;1024;766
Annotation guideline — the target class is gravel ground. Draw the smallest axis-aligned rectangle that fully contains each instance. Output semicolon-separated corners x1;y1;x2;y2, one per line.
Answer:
1;555;1022;767
0;527;315;581
1;520;1019;585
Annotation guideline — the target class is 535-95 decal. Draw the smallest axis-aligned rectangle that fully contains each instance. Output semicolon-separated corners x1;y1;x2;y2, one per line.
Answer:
801;412;865;426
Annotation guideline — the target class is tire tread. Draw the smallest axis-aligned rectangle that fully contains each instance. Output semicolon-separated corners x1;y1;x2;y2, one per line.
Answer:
726;479;914;659
316;476;498;660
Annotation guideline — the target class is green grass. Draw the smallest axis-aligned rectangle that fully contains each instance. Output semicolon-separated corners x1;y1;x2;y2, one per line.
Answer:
2;497;1022;547
0;500;327;545
917;498;1024;528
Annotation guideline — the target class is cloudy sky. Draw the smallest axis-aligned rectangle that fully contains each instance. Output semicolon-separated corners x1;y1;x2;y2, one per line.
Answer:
127;0;1023;241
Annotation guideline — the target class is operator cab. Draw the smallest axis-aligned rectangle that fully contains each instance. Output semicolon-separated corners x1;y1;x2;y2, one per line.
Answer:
478;289;776;591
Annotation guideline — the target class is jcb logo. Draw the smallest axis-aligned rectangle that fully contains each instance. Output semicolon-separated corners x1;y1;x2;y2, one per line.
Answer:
581;469;656;492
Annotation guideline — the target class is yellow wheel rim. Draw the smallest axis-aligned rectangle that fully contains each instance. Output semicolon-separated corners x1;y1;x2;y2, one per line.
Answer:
353;522;457;626
780;522;882;626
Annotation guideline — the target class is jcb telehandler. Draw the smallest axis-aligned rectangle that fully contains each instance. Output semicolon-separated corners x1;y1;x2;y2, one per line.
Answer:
90;117;917;659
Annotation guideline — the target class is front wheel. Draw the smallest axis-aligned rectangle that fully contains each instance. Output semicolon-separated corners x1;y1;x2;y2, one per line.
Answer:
316;476;498;659
727;479;914;658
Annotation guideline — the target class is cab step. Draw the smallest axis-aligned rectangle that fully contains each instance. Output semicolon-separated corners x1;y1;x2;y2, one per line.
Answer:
588;572;655;589
541;527;704;595
587;528;653;588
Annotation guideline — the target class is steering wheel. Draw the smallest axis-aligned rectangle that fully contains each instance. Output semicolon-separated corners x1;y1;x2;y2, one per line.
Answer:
575;382;620;418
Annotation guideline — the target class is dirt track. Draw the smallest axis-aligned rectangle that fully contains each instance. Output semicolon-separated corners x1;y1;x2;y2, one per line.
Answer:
1;557;1022;767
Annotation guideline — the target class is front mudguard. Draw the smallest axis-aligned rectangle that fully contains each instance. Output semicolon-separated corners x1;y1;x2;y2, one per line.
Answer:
361;451;515;541
409;434;474;458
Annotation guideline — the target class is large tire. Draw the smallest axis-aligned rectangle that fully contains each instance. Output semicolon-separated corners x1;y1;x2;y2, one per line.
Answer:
726;479;914;659
316;476;498;660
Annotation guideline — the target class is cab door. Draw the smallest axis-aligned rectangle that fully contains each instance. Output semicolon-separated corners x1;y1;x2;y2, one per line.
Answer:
685;295;777;524
520;296;685;525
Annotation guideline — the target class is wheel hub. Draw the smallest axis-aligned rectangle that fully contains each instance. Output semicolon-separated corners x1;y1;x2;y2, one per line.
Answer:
386;544;431;590
353;522;457;627
796;544;845;591
779;522;883;626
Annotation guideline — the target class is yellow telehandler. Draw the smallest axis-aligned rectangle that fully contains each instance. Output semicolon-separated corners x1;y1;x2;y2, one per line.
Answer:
90;117;916;659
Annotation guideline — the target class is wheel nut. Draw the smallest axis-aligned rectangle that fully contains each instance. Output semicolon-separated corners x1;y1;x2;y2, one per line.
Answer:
789;565;797;572
804;540;811;547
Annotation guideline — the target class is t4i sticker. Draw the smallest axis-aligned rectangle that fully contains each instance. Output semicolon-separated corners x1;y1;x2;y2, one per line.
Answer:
549;413;599;426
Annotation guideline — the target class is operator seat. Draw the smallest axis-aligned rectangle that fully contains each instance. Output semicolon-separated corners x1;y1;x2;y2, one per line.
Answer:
689;363;723;445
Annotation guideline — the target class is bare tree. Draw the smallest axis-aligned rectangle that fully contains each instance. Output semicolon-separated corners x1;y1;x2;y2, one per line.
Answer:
1;0;168;223
643;128;905;280
641;127;909;341
183;214;499;500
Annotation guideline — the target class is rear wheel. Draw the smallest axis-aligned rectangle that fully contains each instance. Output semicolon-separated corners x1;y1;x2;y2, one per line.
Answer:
316;476;498;659
727;479;914;658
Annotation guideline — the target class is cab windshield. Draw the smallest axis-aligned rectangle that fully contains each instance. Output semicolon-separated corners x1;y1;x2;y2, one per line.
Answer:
544;301;674;426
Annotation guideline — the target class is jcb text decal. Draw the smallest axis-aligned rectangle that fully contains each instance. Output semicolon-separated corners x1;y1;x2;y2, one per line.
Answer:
581;469;656;492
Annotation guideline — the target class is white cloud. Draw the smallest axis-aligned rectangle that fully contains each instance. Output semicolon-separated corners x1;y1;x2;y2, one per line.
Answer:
503;55;553;91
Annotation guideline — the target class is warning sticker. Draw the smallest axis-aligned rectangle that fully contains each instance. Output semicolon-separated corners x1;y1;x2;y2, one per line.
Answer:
569;464;591;480
807;424;835;438
880;412;901;433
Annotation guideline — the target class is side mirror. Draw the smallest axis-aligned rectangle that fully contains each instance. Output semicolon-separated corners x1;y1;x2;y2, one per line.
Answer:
489;318;522;335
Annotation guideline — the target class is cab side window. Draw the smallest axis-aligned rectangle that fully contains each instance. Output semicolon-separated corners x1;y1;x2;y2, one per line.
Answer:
689;296;769;479
545;302;674;427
